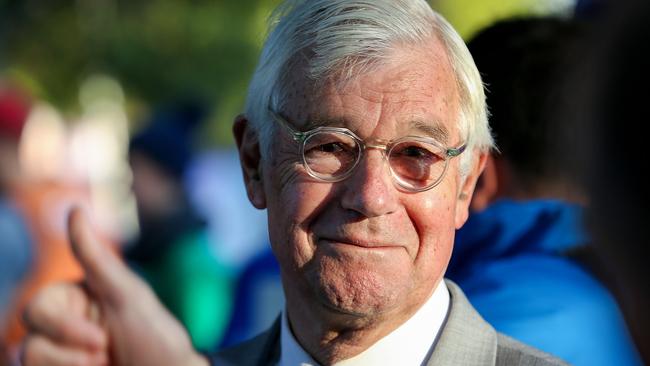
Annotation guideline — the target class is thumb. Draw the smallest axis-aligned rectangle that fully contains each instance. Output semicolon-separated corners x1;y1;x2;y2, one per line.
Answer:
68;207;135;308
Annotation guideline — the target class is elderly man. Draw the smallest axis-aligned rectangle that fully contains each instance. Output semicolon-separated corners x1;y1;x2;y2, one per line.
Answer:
21;1;567;365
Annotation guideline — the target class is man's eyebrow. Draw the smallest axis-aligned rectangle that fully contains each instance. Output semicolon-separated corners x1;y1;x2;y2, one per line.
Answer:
300;115;451;144
409;120;449;144
302;116;348;130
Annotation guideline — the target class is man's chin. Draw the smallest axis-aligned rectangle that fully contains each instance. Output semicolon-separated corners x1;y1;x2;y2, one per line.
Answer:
312;279;404;322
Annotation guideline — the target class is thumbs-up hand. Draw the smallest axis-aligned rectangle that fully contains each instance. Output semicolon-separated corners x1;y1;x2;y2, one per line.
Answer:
21;208;209;366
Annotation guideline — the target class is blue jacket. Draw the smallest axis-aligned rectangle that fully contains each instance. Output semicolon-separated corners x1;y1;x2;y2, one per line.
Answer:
447;199;642;366
0;199;32;316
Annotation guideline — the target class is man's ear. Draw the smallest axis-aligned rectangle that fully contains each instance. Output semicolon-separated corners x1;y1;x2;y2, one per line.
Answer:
469;154;499;213
454;151;489;229
233;114;267;209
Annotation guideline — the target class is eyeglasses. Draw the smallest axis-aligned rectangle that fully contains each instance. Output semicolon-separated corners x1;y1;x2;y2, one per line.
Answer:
269;109;466;192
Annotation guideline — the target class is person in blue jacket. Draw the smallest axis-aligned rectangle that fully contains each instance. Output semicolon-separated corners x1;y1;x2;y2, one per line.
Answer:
446;17;642;366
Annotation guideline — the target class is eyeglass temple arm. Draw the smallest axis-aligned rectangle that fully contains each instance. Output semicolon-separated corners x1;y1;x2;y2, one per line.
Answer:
268;109;307;142
447;144;466;157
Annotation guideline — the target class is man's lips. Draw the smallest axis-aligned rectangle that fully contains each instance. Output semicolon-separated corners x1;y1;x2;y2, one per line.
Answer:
317;236;401;249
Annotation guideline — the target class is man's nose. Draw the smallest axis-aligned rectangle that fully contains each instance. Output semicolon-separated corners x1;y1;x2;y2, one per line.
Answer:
340;150;399;218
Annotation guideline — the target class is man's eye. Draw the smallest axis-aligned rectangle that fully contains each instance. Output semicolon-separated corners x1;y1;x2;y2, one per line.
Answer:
394;145;439;160
401;146;430;158
317;143;344;153
304;132;357;156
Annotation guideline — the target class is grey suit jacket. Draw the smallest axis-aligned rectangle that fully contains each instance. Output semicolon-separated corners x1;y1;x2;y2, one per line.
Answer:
212;280;568;366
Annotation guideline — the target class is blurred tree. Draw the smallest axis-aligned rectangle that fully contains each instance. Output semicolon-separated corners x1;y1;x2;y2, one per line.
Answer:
432;0;575;39
0;0;570;143
0;0;281;145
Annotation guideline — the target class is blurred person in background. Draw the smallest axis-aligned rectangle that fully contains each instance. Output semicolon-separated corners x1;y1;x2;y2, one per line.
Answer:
567;0;650;361
0;83;33;365
0;83;88;362
125;101;234;351
445;17;642;365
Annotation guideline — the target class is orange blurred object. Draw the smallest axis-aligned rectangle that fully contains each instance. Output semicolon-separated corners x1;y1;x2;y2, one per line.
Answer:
1;180;90;348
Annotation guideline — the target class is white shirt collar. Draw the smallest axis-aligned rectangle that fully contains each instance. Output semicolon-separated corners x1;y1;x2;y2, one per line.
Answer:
278;280;450;366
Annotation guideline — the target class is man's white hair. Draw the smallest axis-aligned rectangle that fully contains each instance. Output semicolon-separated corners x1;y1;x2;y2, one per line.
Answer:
244;0;494;177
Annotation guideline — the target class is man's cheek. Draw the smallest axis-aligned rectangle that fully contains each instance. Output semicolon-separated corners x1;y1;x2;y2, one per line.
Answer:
407;195;453;227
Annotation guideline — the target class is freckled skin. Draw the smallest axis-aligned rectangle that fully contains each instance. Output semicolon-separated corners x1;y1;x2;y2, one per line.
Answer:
241;37;485;364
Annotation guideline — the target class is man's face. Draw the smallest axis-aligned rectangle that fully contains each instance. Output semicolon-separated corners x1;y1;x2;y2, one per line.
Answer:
238;38;483;323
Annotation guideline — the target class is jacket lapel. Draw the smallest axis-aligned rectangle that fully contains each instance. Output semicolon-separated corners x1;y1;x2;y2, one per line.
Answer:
426;280;498;365
258;317;282;366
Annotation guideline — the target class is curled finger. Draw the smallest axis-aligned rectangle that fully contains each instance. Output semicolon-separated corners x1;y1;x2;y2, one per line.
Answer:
21;335;108;366
22;284;107;351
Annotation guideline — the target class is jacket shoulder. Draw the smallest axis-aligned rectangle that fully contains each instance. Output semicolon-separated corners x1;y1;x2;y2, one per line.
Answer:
496;333;569;366
209;319;280;366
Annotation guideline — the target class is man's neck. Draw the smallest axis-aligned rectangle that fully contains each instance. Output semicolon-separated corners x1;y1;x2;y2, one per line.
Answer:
284;280;446;365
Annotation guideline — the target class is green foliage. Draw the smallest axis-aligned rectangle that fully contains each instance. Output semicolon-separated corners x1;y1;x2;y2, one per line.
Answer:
0;0;282;145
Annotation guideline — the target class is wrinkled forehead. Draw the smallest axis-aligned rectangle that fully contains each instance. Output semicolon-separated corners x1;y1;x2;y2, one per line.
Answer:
279;38;461;141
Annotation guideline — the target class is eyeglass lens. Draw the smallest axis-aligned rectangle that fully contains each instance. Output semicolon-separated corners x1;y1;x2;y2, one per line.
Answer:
303;131;360;177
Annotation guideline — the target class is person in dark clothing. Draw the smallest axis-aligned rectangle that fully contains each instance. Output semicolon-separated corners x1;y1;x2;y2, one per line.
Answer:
125;103;234;351
565;0;650;361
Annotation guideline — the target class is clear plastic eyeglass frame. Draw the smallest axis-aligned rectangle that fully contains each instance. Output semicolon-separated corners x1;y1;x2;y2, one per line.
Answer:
268;108;466;192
